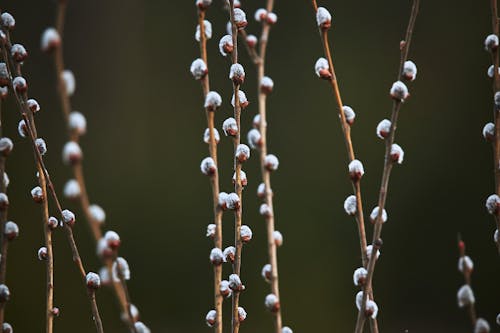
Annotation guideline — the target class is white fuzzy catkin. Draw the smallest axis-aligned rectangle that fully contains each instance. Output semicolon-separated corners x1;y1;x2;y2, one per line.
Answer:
458;256;474;273
265;293;279;311
205;310;217;327
235;144;250;162
260;76;274;93
370;206;387;223
315;57;329;77
18;120;27;138
220;280;232;297
229;273;244;291
61;209;75;225
190;58;207;80
233;8;247;29
219;35;233;56
89;204;106;224
240;225;252;242
223;246;236;263
0;138;13;155
344;195;357;215
264;154;279;171
273;230;283;246
204;91;222;111
487;65;500;78
223;117;238;136
69;112;87;135
483;122;495;140
204;128;220;144
259;203;272;217
195;20;212;42
63;179;81;199
41;27;60;52
62;141;82;165
246;34;258;47
229;63;245;83
261;264;272;282
376;119;392;139
366;245;380;260
457;284;475;307
486;194;500;214
475;318;490;333
237;306;247;322
255;8;268;22
231;90;248;108
356;291;364;310
1;13;15;29
366;300;378;319
200;157;217;175
35;138;47;155
209;248;224;265
113;257;131;281
282;327;293;333
496;313;500;326
353;267;368;286
390;143;404;164
348;159;364;179
233;170;247;186
247;129;261;149
206;224;216;238
390;81;409;101
266;12;278;24
402;60;417;81
62;70;76;96
225;193;240;210
342;106;356;124
134;322;151;333
485;34;499;52
316;7;332;28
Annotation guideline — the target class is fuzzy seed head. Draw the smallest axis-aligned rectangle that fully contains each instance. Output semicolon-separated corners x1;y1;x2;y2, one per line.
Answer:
240;225;252;243
273;230;283;246
246;34;258;47
18;120;28;138
366;245;380;260
200;157;217;176
390;143;404;164
134;322;151;333
390;81;409;101
12;76;27;93
261;264;272;282
0;284;10;303
206;223;216;238
475;318;490;333
247;129;262;149
210;248;224;265
31;186;44;203
219;35;234;56
376;119;392;139
38;246;48;260
1;13;15;30
195;20;212;42
4;221;18;241
353;267;368;286
203;128;220;144
11;44;27;62
229;63;245;84
265;293;280;312
223;117;238;136
344;195;357;216
204;91;222;111
62;209;76;226
218;192;229;210
235;144;250;162
259;203;272;217
41;27;61;52
63;179;81;199
62;141;83;165
223;246;236;263
35;138;47;156
342;106;356;125
260;76;274;94
402;60;417;81
457;284;475;307
315;57;331;79
458;255;474;273
348;159;364;180
113;257;131;281
229;273;245;291
231;90;249;108
486;194;500;214
237;307;247;322
483;122;495;141
232;170;247;187
370;206;387;223
190;58;208;80
69;112;87;135
485;34;499;52
86;272;101;290
220;280;232;297
0;138;13;156
233;8;248;29
255;9;268;22
205;310;217;327
264;154;279;171
225;192;240;210
62;70;76;96
316;7;332;29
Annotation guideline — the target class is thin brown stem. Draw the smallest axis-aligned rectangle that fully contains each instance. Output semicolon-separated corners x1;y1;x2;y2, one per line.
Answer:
197;7;224;333
88;289;104;333
355;1;420;332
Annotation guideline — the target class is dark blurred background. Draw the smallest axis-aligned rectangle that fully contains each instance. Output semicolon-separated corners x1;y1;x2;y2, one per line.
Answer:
0;0;498;332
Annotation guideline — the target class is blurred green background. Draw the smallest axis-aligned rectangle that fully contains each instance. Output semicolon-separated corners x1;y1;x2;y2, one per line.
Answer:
1;0;499;332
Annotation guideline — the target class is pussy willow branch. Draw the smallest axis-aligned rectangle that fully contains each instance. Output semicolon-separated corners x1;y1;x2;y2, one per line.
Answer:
228;2;245;333
490;0;500;253
458;238;477;327
197;7;224;333
50;2;137;328
0;31;104;333
355;1;420;332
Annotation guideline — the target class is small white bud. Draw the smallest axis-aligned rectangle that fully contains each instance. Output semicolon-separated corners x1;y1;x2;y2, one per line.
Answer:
342;106;356;125
366;245;380;260
257;182;271;198
495;92;500;107
231;90;249;108
229;273;245;291
232;170;247;187
344;195;357;216
496;313;500;326
204;92;222;113
31;186;44;203
240;225;252;243
237;306;247;322
62;141;83;165
61;209;76;226
223;246;236;263
225;193;240;210
356;291;364;310
247;129;262;149
348;159;364;180
12;76;27;93
261;264;272;282
63;179;81;199
223;117;238;136
273;230;283;246
486;194;500;214
365;300;378;319
370;206;387;223
113;257;131;281
266;12;278;25
282;327;293;333
104;230;121;249
260;76;274;94
255;9;268;22
315;57;331;79
27;99;40;113
0;137;13;155
4;221;19;240
253;114;264;128
11;44;27;62
487;65;500;78
458;256;474;273
390;81;409;101
457;284;475;307
47;216;59;230
86;272;101;289
35;138;47;156
200;157;217;176
220;280;232;297
195;20;212;42
206;224;216;238
246;34;258;48
259;203;273;217
390;143;404;164
205;310;217;327
226;21;233;35
235;144;250;162
402;60;417;81
41;27;61;52
0;193;8;210
62;70;76;96
264;154;279;171
0;284;10;302
190;58;208;80
210;248;224;265
97;238;111;258
69;112;87;136
18;119;28;138
494;229;499;243
485;34;499;52
89;204;106;224
134;322;151;333
38;246;48;260
1;13;15;30
483;122;495;141
218;192;229;210
316;7;332;29
203;128;220;144
475;318;490;333
229;63;245;84
265;293;280;312
196;0;212;10
353;267;368;286
219;35;234;56
376;119;392;139
2;173;8;189
233;8;248;29
99;266;111;285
